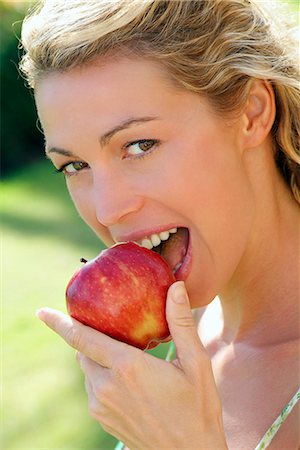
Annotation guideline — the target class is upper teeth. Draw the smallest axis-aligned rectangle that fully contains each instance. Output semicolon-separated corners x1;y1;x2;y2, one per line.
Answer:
138;228;177;250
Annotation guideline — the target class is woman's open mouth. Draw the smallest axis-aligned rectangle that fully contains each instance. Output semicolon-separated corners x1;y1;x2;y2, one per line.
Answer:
135;227;191;280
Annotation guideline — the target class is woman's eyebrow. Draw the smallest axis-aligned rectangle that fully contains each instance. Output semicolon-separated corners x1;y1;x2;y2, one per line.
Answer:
99;116;159;147
45;116;160;157
45;147;75;157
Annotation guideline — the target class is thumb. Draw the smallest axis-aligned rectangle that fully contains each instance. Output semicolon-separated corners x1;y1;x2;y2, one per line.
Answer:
166;281;206;372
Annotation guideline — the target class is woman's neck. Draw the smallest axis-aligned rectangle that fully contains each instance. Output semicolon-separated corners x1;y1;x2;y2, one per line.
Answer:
219;149;300;347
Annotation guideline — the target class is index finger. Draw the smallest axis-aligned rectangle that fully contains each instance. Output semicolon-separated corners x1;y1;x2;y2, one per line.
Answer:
36;307;130;368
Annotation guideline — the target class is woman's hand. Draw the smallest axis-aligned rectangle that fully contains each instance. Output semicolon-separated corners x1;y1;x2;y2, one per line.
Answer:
37;281;228;450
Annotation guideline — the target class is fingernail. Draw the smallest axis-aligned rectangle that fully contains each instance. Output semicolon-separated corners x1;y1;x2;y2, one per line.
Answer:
35;308;45;320
172;281;189;304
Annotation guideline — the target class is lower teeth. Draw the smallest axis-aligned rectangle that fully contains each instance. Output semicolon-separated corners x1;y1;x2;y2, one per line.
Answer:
173;262;183;273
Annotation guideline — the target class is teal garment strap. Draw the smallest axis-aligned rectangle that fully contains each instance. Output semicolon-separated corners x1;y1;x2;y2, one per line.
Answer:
254;387;300;450
114;441;125;450
113;341;176;450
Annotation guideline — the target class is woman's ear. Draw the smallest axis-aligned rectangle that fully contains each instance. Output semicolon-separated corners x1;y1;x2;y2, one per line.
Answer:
240;79;276;149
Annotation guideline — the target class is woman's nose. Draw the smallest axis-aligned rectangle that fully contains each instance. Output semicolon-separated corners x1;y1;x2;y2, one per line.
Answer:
92;171;144;227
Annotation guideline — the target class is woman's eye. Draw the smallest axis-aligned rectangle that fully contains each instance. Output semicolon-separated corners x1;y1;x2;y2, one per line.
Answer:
58;161;89;176
124;139;159;158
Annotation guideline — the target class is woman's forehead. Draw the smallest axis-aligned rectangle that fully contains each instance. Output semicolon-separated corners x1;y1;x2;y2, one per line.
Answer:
36;56;173;93
35;56;209;126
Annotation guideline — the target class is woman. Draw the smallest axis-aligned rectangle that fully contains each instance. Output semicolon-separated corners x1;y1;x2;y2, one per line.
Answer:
20;0;299;448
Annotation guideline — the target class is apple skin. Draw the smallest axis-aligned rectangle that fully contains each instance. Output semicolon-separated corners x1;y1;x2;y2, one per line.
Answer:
66;242;176;350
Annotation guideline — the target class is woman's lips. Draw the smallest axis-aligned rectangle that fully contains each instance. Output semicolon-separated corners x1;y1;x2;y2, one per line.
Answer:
113;225;192;281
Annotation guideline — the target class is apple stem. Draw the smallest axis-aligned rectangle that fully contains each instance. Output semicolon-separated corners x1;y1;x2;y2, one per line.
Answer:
80;258;88;263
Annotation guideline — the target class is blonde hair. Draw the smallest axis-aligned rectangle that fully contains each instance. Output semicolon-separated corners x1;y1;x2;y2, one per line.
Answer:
20;0;300;203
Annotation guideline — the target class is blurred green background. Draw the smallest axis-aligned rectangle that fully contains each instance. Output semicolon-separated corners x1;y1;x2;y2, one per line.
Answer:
1;0;299;449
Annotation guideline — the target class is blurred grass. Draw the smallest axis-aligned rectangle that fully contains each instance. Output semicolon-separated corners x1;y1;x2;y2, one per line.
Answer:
1;160;170;449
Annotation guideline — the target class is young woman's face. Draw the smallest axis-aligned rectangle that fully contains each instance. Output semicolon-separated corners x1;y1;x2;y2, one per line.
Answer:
35;57;255;307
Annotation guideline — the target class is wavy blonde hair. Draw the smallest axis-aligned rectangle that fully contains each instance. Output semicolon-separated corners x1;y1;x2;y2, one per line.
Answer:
20;0;300;203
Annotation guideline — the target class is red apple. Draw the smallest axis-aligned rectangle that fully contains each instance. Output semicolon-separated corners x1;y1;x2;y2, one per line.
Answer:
66;242;176;350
